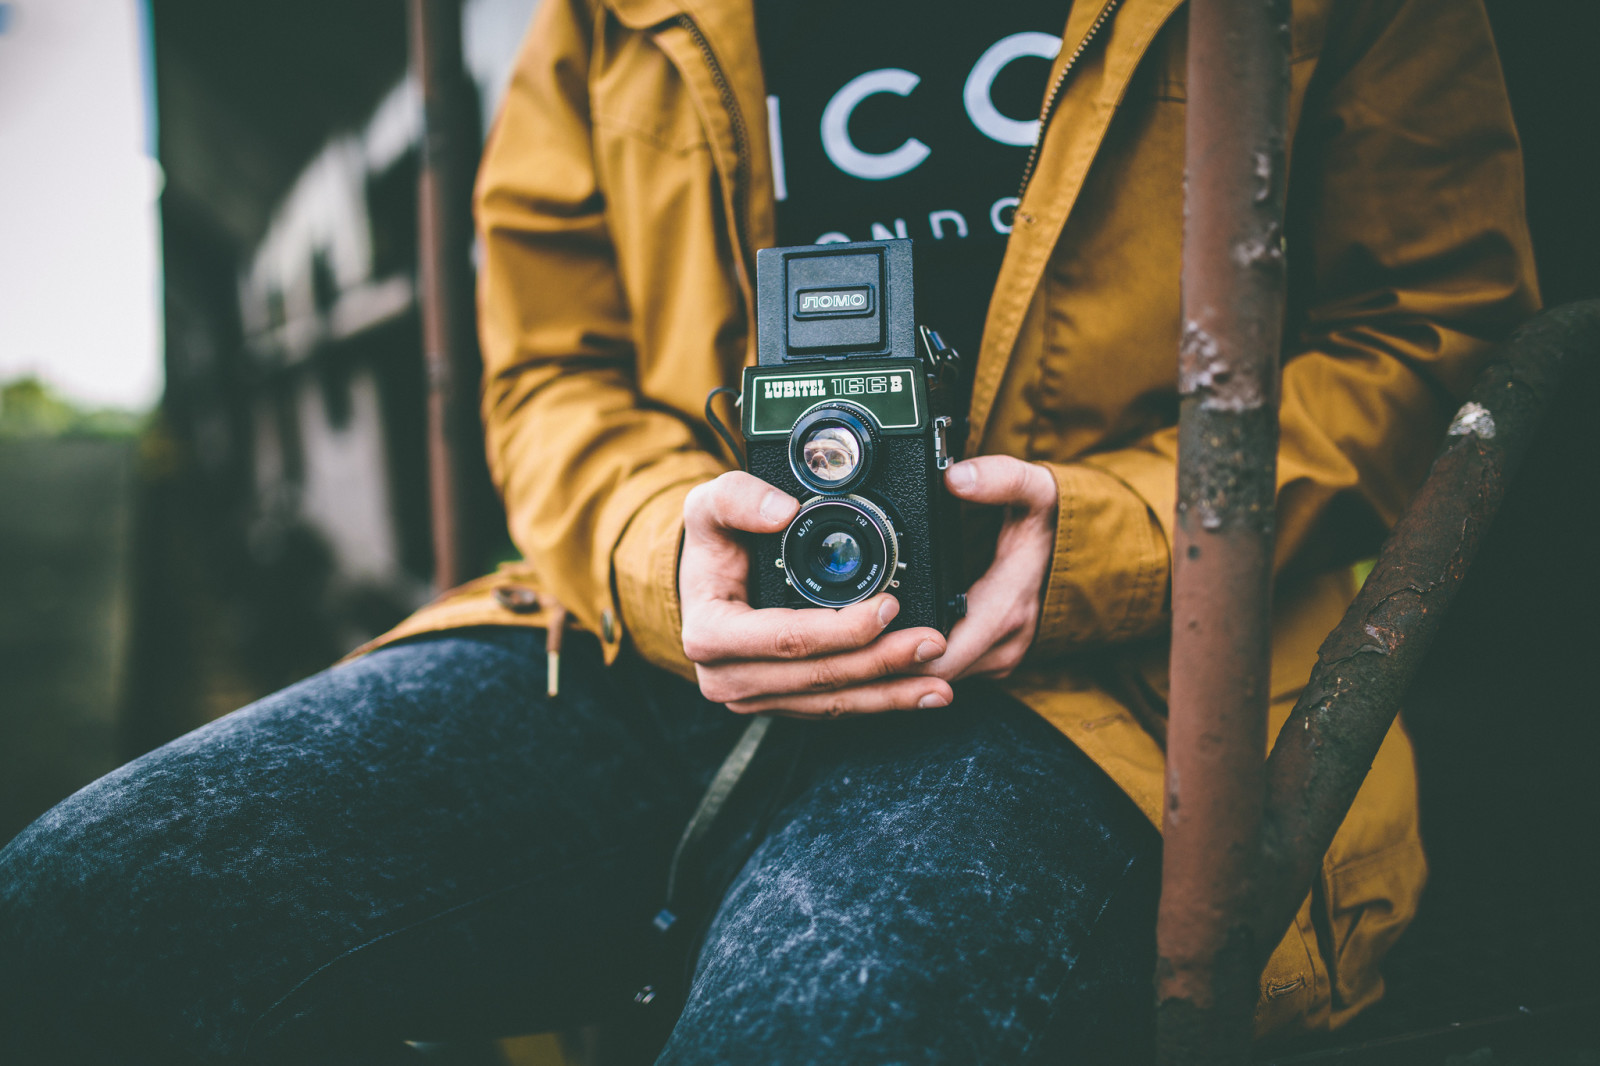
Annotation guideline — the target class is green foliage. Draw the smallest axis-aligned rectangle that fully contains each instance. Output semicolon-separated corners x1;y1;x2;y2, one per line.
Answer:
0;376;148;438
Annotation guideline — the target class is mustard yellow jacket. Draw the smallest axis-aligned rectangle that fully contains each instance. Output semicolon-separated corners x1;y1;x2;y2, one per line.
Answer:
366;0;1539;1038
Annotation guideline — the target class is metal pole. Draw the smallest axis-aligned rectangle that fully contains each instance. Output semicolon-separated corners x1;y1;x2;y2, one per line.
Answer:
1157;0;1291;1061
1251;301;1600;967
409;0;475;591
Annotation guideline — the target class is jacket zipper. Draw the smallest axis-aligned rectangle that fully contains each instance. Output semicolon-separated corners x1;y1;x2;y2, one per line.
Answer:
1015;0;1124;201
674;15;752;270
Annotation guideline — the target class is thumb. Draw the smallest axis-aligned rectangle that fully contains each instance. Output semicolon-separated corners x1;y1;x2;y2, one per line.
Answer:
685;471;798;539
945;456;1057;512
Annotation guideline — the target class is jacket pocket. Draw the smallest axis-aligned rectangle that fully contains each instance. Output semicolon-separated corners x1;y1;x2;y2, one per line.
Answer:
1322;832;1427;1020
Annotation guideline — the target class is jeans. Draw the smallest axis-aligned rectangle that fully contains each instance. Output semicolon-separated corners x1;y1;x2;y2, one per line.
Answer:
0;627;1161;1064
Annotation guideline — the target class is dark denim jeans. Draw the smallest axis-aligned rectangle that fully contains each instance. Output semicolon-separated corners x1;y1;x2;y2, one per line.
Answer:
0;628;1160;1064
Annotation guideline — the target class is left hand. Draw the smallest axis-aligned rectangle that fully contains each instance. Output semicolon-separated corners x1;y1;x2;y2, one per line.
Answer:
916;455;1059;681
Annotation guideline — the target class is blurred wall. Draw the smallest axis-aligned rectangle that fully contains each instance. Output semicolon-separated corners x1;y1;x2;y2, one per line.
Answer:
137;0;536;747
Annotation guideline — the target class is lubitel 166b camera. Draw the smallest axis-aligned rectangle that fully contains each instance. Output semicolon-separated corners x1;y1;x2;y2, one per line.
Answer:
737;238;967;634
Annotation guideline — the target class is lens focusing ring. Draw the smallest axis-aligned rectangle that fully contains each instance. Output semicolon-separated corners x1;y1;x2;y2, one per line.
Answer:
780;495;899;608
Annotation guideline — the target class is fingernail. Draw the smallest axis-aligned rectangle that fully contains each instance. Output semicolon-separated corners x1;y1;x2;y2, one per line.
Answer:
760;490;791;523
948;463;975;492
914;639;942;663
918;693;948;709
877;598;899;627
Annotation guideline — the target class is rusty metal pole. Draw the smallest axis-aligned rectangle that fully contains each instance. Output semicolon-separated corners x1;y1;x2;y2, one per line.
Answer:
1251;301;1600;966
409;0;476;591
1157;0;1291;1061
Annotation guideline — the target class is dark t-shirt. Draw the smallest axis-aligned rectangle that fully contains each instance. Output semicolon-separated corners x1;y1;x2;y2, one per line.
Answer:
757;1;1072;360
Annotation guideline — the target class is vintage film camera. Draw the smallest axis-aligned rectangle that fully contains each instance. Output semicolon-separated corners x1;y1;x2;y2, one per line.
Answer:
738;239;967;634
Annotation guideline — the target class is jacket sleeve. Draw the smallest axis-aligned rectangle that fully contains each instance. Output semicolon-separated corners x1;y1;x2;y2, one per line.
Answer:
477;0;726;679
1028;0;1540;657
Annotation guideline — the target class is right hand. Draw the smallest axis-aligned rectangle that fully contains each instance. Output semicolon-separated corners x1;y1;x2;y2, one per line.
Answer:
679;472;952;717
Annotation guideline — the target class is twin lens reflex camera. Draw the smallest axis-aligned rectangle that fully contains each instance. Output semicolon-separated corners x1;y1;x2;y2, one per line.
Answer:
736;239;967;634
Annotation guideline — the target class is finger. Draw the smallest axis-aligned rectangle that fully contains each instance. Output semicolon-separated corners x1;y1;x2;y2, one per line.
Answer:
681;593;905;664
695;626;946;703
944;456;1057;512
914;526;1049;680
679;472;797;607
684;470;798;539
913;613;992;682
728;675;954;718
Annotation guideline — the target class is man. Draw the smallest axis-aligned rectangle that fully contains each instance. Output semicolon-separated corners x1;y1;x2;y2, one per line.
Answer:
0;0;1536;1061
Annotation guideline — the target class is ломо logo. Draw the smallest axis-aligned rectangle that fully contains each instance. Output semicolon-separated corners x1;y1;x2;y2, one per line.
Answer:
795;286;873;318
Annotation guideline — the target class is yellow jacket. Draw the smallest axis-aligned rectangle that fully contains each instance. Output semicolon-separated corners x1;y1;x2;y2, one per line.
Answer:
365;0;1539;1038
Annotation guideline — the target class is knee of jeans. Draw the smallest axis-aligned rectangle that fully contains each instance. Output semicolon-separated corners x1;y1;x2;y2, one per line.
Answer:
3;770;135;917
0;735;211;951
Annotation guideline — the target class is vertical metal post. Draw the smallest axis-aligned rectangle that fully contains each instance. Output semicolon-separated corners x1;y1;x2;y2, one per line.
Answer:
1157;0;1291;1061
409;0;475;591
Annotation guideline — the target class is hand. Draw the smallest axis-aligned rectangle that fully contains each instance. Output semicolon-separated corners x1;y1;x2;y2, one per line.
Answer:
678;472;953;717
916;456;1058;681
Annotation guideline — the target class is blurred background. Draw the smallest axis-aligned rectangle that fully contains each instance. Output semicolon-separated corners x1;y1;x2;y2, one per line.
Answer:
2;0;531;845
0;1;1596;1062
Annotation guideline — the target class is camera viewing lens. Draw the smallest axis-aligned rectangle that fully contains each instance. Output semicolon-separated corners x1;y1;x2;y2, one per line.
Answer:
813;530;862;580
790;407;875;493
800;426;861;483
780;495;899;608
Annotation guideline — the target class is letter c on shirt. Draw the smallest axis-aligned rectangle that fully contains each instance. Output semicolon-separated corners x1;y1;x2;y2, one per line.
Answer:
964;32;1063;146
820;69;931;181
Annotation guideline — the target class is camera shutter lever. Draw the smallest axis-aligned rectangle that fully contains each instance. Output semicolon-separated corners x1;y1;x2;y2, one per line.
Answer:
934;415;953;470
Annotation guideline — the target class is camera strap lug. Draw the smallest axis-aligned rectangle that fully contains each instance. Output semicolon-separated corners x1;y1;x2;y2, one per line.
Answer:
933;415;953;470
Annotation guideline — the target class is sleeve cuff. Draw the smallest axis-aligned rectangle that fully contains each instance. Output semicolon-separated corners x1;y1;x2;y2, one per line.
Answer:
610;476;708;681
1032;459;1172;658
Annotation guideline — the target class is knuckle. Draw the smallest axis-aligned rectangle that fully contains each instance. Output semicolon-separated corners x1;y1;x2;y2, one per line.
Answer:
773;620;814;659
705;473;743;526
681;629;710;663
1029;464;1058;509
697;672;735;704
808;656;843;692
684;482;713;521
855;608;886;643
823;694;850;718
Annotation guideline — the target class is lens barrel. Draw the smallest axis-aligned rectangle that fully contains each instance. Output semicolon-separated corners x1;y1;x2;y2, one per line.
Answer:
780;495;899;608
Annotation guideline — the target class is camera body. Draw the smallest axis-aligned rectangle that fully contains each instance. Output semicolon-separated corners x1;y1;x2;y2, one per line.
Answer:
740;239;966;634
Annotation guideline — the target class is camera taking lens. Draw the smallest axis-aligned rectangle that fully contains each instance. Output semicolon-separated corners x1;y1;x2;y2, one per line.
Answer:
781;496;898;608
814;531;862;579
